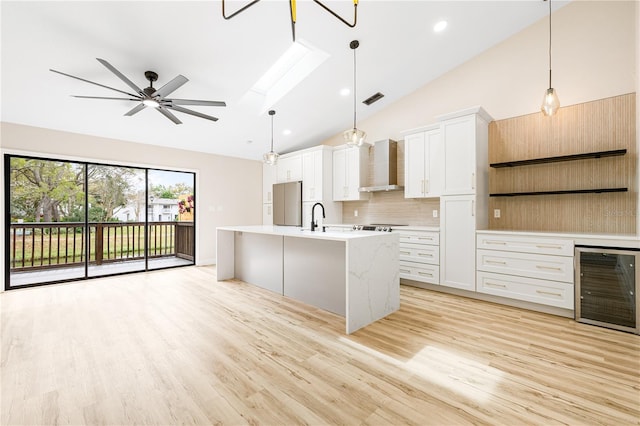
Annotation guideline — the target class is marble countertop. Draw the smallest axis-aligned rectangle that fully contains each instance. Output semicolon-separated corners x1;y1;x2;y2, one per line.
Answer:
324;224;440;232
477;229;640;249
217;225;398;242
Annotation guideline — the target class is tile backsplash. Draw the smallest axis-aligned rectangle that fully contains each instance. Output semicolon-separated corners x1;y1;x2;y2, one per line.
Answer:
341;191;440;226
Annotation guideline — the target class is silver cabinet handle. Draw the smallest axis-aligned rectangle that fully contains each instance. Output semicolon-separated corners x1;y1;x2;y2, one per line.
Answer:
400;269;411;274
471;172;476;190
485;240;506;245
485;281;507;288
399;251;411;255
418;236;434;241
471;200;475;217
536;290;562;297
536;244;562;249
418;253;433;257
418;272;433;277
536;265;563;271
421;179;425;195
486;260;507;265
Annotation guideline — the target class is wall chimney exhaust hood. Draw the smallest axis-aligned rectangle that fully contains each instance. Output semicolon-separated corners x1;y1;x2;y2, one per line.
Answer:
359;139;404;192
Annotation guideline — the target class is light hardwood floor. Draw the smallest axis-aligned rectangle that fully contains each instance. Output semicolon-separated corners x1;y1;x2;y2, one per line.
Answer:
1;266;638;425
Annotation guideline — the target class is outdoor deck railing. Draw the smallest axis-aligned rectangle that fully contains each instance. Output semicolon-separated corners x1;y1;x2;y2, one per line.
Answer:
9;221;194;271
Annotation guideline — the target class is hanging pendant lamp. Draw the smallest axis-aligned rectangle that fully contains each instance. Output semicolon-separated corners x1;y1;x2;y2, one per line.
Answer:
541;0;560;116
263;110;279;165
343;40;366;147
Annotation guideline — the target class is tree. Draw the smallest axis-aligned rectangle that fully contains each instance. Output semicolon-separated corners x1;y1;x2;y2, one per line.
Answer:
10;158;84;222
88;165;138;222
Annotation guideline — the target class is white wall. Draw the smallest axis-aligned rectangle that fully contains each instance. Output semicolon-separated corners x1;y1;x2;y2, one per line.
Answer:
321;0;637;145
0;122;262;287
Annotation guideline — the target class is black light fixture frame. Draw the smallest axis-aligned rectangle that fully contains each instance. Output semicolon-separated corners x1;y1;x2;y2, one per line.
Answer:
222;0;358;42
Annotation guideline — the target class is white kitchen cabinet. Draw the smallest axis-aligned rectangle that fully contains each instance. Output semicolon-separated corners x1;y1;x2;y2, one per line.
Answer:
395;229;440;286
263;203;273;225
403;125;443;198
437;107;491;196
302;149;323;202
440;195;480;291
475;232;575;309
276;154;302;183
263;163;277;203
332;145;369;201
438;107;491;292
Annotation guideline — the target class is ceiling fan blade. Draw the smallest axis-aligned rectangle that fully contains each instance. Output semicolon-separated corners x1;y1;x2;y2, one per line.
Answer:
166;105;219;122
96;58;143;95
125;103;146;116
152;75;188;98
72;95;140;101
165;98;227;107
50;69;140;98
157;107;182;124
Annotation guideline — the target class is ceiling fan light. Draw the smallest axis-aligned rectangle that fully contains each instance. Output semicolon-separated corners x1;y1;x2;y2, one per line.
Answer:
541;87;560;116
344;127;366;147
142;98;159;108
263;151;279;165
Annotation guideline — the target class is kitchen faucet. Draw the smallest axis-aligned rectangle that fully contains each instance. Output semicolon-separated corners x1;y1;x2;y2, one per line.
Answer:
311;202;325;232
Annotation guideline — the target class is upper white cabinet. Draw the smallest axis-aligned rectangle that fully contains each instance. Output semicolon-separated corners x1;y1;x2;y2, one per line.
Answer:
276;154;302;183
403;125;443;198
332;145;369;201
263;163;277;203
438;107;491;196
302;148;325;202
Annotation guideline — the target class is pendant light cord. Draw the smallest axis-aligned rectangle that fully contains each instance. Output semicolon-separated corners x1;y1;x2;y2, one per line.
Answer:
353;44;357;129
270;112;274;152
548;0;552;89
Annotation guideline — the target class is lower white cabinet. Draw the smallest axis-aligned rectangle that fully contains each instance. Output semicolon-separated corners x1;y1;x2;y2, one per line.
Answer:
440;195;479;291
476;232;574;309
395;229;439;285
477;271;574;309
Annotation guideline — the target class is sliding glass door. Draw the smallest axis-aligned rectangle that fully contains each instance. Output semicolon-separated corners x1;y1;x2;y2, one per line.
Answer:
6;157;86;286
147;170;195;271
4;155;196;289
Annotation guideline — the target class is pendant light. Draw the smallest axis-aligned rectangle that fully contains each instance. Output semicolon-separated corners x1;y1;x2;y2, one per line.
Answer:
263;110;279;165
343;40;366;147
541;0;560;116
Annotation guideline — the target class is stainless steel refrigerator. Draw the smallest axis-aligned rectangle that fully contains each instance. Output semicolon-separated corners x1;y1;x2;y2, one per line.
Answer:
272;181;302;226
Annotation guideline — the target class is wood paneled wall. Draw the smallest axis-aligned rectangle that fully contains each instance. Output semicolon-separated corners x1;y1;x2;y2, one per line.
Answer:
341;141;440;226
488;93;637;234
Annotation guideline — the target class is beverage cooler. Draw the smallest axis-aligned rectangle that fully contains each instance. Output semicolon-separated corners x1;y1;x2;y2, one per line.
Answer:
575;246;639;334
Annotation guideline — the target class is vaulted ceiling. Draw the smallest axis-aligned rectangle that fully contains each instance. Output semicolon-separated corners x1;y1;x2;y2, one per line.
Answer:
1;1;568;160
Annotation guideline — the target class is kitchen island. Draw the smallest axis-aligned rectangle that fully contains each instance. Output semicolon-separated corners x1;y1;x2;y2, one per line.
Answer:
216;225;399;334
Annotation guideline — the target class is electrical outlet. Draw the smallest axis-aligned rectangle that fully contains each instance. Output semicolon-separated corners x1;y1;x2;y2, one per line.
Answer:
432;210;438;218
354;209;358;217
494;209;501;218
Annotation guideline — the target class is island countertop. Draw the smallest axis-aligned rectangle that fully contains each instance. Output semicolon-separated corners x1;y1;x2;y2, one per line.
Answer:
217;225;394;241
216;225;399;334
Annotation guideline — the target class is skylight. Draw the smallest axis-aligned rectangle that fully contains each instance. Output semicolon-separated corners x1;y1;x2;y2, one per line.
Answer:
250;39;329;111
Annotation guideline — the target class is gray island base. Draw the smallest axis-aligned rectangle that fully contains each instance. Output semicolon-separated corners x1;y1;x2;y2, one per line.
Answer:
216;225;400;334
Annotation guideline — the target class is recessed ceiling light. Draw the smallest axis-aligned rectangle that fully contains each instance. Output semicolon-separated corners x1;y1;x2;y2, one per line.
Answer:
433;20;447;33
340;88;351;96
246;140;253;144
283;129;292;136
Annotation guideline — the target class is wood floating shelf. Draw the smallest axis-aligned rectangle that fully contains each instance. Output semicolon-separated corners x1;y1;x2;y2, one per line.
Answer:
490;149;627;168
490;188;628;197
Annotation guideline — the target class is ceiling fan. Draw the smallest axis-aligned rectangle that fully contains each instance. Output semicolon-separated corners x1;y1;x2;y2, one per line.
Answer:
50;58;226;124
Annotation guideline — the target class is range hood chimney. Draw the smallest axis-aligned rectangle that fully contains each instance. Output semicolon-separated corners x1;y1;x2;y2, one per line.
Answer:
359;139;404;192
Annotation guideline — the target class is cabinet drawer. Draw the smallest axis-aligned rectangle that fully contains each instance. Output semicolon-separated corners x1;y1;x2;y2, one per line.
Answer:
477;271;574;309
399;243;439;265
477;233;573;256
399;261;439;284
396;231;439;245
477;249;573;283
